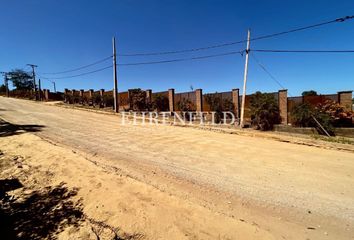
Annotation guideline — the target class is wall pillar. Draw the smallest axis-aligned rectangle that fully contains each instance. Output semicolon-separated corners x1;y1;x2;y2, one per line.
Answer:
99;89;105;105
168;88;175;112
45;89;50;101
195;89;203;112
338;91;353;111
71;89;76;96
89;89;94;98
146;89;152;104
64;88;69;102
79;89;84;97
278;89;288;125
232;88;240;119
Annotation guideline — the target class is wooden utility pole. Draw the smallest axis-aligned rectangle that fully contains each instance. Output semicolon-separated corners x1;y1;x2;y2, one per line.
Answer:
5;73;9;97
52;81;56;93
240;29;251;128
38;78;42;100
27;64;38;100
112;37;119;113
1;72;9;97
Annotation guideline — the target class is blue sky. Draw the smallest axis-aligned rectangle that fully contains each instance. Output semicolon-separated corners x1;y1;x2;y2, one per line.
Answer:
1;0;353;96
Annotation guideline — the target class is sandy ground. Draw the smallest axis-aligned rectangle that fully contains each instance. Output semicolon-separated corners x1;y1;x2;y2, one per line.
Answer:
0;97;354;239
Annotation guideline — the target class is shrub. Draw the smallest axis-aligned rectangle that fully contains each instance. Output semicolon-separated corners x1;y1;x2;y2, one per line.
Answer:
250;92;280;131
0;84;6;93
302;90;318;96
92;93;102;107
291;103;314;127
315;100;353;128
129;89;147;111
64;94;73;104
73;95;80;104
290;100;353;135
177;98;195;121
177;98;195;111
103;94;114;108
152;94;169;111
81;95;88;105
204;94;234;123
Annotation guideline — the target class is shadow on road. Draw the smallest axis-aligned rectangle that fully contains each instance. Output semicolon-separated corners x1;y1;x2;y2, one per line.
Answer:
0;119;44;137
0;180;84;240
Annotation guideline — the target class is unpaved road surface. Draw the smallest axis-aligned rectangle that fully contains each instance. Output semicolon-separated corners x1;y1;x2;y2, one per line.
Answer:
0;97;354;239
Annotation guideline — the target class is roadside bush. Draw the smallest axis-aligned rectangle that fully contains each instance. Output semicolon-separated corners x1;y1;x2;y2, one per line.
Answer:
129;89;147;111
302;90;318;96
64;94;73;104
250;92;280;131
92;93;102;107
81;95;88;105
103;94;114;108
204;94;234;123
152;94;169;111
316;100;353;128
0;84;6;93
291;103;313;127
73;95;80;104
177;98;195;121
291;100;353;135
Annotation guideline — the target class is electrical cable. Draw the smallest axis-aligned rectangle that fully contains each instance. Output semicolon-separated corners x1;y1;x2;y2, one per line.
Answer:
252;49;354;53
118;50;244;66
40;56;112;75
40;65;112;79
118;15;354;56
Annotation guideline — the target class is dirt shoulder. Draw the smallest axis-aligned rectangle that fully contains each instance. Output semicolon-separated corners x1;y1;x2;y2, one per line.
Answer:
0;133;275;240
1;97;354;239
54;101;354;153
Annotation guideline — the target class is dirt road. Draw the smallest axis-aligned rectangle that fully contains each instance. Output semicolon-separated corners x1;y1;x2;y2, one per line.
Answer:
0;97;353;239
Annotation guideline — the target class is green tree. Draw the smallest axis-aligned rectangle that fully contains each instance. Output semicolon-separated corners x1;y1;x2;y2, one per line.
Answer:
291;103;314;127
250;92;280;131
302;90;318;96
129;88;147;111
204;93;234;123
7;69;33;90
152;94;169;111
0;84;6;93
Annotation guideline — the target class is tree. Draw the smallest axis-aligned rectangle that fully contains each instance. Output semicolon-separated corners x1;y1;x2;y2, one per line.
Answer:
250;92;280;131
7;69;33;90
152;94;169;111
302;90;318;96
129;88;147;111
291;103;314;127
204;93;234;123
0;84;6;93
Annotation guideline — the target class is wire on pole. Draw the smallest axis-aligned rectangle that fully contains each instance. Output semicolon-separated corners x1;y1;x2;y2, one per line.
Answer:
40;56;112;75
118;15;354;56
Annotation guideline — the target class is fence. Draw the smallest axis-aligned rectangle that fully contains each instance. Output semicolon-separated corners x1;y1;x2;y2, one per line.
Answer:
5;87;352;125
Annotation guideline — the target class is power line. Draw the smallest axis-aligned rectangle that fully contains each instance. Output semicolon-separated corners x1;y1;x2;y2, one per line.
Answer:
252;49;354;53
40;65;112;79
118;50;244;66
40;56;112;75
250;52;289;92
39;51;243;79
118;15;354;56
249;15;353;42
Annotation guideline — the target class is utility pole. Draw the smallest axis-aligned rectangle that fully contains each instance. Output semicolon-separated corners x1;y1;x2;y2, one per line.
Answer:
52;81;56;93
27;64;38;100
38;78;42;101
240;29;251;128
1;72;9;97
112;37;119;113
5;73;9;97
